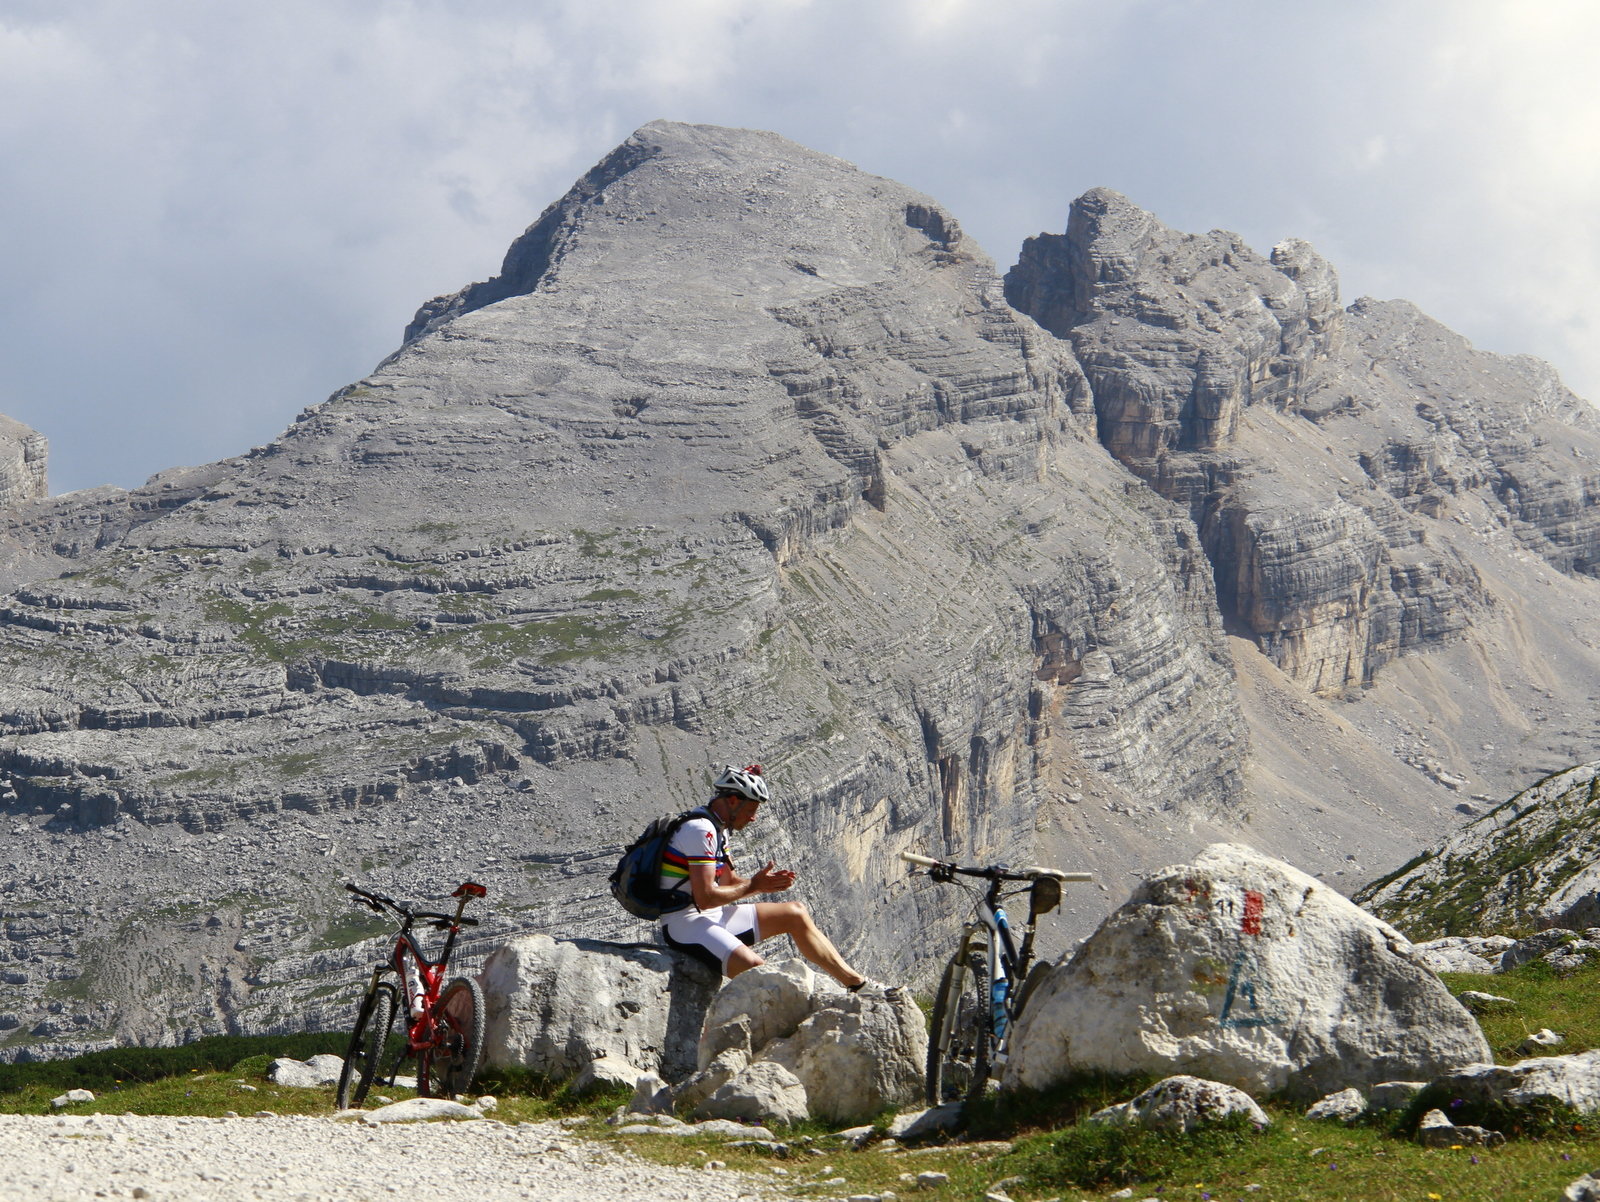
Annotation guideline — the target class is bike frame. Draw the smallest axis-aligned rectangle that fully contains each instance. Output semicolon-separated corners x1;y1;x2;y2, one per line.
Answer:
964;876;1034;1065
906;851;1091;1088
347;882;483;1085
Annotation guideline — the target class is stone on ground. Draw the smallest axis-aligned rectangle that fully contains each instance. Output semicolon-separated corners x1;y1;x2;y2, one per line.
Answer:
360;1098;482;1124
1087;1075;1268;1133
267;1054;344;1088
1005;843;1490;1099
691;1060;809;1127
1304;1087;1366;1121
572;1054;645;1095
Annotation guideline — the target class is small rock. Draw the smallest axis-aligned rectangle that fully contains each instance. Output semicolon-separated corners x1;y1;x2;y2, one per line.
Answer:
887;1103;964;1141
1368;1081;1426;1111
1457;991;1516;1011
361;1098;481;1124
916;1172;950;1188
573;1054;644;1096
627;1071;673;1115
1414;1108;1504;1148
50;1089;94;1109
1566;1172;1600;1201
706;1160;726;1170
1520;1028;1565;1055
726;1139;789;1157
1304;1087;1366;1122
832;1124;875;1149
475;1095;497;1112
252;1110;278;1118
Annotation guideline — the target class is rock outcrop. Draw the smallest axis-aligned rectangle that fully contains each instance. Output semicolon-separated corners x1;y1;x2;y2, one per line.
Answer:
1007;190;1600;695
685;959;925;1124
1004;843;1490;1100
1357;761;1600;937
0;416;47;508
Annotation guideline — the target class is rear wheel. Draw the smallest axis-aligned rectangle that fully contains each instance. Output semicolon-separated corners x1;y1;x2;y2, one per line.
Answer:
336;981;397;1110
926;932;993;1104
419;976;486;1098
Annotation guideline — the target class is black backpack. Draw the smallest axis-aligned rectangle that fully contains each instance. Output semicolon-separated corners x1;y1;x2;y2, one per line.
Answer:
608;807;720;920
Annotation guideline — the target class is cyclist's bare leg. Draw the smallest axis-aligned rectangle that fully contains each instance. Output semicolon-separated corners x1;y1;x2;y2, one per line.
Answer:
724;944;765;978
753;901;866;988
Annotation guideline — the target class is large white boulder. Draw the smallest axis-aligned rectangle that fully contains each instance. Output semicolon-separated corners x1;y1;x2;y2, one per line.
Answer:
479;935;718;1084
1005;843;1490;1100
693;959;926;1124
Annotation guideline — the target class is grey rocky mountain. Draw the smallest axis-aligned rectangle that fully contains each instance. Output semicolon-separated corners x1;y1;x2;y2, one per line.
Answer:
2;121;1599;1062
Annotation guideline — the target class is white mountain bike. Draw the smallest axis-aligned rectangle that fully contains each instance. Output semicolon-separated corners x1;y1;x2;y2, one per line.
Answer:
902;851;1092;1103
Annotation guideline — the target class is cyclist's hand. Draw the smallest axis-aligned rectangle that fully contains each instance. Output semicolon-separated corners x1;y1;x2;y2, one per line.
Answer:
753;861;796;893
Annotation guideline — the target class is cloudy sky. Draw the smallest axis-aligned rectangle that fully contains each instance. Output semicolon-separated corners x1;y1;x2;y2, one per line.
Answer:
4;0;1598;495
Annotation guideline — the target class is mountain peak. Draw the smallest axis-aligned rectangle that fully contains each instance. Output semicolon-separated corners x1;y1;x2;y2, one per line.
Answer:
403;120;965;346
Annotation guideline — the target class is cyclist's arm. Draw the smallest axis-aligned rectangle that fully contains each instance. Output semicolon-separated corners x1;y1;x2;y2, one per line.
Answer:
688;860;791;908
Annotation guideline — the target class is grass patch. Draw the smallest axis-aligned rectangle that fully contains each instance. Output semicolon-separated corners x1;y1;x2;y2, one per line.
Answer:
0;1033;347;1100
1440;957;1600;1061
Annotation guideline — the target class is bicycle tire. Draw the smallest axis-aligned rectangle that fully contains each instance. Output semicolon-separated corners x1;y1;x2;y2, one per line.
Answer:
925;931;992;1105
419;976;486;1098
336;981;397;1110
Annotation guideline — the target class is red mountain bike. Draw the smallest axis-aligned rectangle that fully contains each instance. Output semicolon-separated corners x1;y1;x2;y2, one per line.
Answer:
335;880;488;1109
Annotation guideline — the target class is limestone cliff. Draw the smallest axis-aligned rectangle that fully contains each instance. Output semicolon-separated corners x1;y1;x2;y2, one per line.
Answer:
1006;190;1600;694
0;416;47;508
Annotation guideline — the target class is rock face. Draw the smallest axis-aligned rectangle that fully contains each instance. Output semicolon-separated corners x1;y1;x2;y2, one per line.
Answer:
478;935;717;1085
0;416;47;508
1357;761;1600;937
1004;843;1490;1100
1007;190;1600;695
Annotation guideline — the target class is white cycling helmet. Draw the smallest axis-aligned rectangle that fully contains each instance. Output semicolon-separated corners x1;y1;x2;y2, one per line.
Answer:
713;763;770;803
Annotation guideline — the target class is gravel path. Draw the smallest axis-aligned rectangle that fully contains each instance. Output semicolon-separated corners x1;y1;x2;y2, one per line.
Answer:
3;1113;780;1202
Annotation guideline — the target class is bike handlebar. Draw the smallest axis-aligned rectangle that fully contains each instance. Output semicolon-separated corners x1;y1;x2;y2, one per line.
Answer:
344;883;482;927
899;850;1093;884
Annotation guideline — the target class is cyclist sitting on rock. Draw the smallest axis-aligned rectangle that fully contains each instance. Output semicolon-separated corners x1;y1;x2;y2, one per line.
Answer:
659;763;901;999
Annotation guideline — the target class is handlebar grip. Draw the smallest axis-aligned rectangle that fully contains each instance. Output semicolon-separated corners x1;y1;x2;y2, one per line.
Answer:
900;852;940;867
1058;872;1094;883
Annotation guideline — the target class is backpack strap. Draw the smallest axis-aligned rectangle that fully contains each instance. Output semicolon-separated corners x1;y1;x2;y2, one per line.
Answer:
660;806;726;910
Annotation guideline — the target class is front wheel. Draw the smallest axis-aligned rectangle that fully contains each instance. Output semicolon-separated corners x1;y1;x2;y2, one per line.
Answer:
926;932;993;1105
336;981;397;1110
419;976;486;1098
